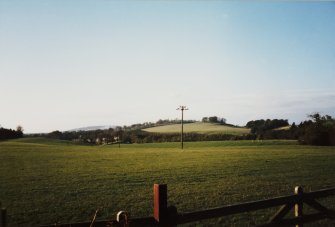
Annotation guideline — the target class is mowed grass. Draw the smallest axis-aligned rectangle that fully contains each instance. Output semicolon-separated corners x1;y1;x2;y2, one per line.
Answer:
142;122;250;135
0;138;335;226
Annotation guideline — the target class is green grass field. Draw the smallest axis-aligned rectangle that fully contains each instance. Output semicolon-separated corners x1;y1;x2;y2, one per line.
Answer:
142;122;250;135
0;138;334;226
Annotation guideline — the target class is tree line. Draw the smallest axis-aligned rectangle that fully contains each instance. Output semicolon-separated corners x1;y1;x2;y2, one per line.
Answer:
245;114;335;146
4;113;335;146
246;119;289;134
37;129;256;144
295;113;335;146
35;114;334;146
202;116;227;124
0;125;24;140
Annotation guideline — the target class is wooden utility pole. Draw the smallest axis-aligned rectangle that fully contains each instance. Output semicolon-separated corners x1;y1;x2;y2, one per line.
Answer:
177;106;188;149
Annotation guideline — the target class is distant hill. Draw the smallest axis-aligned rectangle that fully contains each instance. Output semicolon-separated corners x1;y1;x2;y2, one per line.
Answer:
67;125;116;132
142;122;250;135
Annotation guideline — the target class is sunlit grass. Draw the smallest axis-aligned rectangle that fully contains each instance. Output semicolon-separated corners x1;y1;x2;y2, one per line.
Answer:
0;138;334;226
142;122;250;135
273;125;291;131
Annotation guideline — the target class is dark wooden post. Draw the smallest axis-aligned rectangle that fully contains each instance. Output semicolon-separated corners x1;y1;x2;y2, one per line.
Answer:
154;184;168;224
1;208;6;227
294;186;303;227
181;109;184;150
177;106;188;150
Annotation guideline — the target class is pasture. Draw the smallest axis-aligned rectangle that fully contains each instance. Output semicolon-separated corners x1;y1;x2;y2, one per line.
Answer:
142;122;250;135
0;138;334;226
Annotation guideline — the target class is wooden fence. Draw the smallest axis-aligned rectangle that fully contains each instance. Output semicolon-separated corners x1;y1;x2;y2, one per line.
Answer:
1;184;335;227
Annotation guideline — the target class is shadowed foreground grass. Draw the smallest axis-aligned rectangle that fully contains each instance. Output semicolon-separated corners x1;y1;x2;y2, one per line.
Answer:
0;138;334;226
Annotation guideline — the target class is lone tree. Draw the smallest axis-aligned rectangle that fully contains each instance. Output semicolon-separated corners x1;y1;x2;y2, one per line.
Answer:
16;125;23;132
16;125;24;137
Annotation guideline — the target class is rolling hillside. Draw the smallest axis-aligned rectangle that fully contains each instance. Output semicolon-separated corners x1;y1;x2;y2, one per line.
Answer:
142;122;250;135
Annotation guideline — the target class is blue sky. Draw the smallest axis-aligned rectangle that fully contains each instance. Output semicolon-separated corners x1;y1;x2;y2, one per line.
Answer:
1;1;334;133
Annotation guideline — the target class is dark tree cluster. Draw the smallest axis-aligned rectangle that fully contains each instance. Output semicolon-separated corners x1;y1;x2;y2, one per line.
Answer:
44;127;122;145
0;126;24;140
246;119;289;137
202;116;226;124
245;114;335;146
296;113;335;146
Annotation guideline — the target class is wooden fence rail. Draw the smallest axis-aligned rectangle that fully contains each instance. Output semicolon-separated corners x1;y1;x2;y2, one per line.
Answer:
2;184;335;227
176;186;335;226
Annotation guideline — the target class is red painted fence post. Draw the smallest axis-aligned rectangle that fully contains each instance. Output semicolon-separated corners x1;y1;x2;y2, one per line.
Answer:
154;184;168;224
